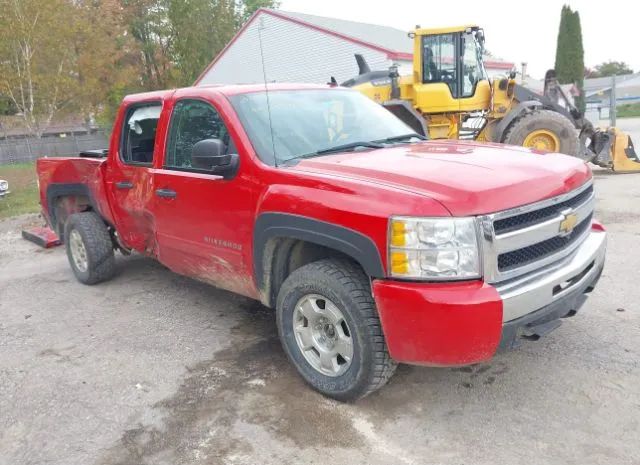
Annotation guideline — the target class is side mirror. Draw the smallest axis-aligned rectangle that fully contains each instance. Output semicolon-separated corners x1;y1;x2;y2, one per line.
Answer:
191;139;239;179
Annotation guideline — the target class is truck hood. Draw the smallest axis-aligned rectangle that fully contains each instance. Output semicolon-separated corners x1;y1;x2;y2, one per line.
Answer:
289;140;591;216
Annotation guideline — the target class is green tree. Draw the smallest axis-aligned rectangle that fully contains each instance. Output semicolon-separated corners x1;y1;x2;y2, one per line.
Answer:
168;0;233;86
167;0;279;86
0;97;16;116
587;61;633;78
119;0;279;88
122;0;174;90
0;0;79;136
0;0;281;135
554;5;585;112
240;0;279;22
0;0;141;135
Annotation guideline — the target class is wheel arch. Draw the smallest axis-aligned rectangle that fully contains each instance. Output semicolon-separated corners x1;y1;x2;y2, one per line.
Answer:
46;183;101;241
493;100;543;143
253;213;385;307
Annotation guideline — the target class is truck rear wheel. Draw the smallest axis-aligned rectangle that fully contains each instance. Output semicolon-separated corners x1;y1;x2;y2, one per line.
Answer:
503;109;579;156
64;212;116;285
276;258;397;401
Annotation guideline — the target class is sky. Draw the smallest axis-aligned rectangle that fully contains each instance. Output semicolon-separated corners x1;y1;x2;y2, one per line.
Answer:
279;0;639;79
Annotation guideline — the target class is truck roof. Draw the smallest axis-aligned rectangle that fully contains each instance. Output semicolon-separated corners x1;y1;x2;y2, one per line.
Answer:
122;83;337;104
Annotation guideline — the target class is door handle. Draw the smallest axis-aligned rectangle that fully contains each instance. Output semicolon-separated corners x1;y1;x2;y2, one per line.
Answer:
115;181;133;189
155;188;177;199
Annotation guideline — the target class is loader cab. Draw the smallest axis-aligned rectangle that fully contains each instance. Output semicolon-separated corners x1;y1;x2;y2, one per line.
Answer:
411;26;491;114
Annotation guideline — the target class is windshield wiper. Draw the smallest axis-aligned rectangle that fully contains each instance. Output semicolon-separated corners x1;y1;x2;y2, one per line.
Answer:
315;141;384;155
374;133;427;144
289;141;384;163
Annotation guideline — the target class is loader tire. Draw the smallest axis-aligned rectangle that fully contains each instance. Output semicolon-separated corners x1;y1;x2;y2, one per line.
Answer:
276;258;397;401
503;109;579;156
64;212;116;285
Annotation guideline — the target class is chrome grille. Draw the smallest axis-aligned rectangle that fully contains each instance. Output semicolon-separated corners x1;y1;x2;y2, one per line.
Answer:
493;185;594;234
480;181;595;283
497;213;592;271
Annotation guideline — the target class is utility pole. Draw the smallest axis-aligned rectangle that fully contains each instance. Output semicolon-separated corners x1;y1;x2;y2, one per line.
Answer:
610;74;617;127
521;62;528;84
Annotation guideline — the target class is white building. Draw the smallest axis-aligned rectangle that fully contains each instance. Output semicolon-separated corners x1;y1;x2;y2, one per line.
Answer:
195;9;514;86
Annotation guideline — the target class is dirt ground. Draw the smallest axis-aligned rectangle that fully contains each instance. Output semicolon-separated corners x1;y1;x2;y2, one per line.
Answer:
1;170;639;465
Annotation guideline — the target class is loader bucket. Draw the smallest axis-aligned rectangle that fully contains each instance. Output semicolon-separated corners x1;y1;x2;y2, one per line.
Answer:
612;130;640;172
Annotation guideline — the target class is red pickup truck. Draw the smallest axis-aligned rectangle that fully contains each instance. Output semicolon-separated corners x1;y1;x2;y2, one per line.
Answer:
37;84;606;400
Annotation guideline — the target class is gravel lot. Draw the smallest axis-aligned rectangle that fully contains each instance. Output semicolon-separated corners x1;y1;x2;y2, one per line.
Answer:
1;170;639;465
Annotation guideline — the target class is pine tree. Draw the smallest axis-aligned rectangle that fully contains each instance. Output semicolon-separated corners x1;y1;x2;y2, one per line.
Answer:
554;5;585;113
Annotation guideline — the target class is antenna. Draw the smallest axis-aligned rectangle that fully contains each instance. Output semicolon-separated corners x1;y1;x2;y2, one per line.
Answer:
258;17;278;166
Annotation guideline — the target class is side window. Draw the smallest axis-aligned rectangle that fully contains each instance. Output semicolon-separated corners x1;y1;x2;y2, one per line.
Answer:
121;103;162;165
165;99;231;170
461;33;485;98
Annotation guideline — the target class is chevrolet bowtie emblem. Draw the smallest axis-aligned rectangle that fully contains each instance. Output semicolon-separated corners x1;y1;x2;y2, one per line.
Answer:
559;211;578;235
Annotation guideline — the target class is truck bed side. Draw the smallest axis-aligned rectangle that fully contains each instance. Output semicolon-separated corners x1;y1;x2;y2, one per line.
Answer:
36;157;115;238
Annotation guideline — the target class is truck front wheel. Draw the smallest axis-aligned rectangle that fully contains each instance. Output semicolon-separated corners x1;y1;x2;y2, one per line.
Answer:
276;258;397;401
64;212;116;285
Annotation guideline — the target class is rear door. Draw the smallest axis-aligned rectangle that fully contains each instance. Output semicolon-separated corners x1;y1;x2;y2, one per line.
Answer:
152;92;257;297
105;101;163;253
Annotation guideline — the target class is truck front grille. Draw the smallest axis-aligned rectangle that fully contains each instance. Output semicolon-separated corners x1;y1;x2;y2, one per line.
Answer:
480;181;595;283
493;184;593;234
497;213;592;271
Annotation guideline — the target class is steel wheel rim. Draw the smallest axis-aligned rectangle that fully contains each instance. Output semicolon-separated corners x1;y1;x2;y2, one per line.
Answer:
69;229;88;272
292;294;354;377
523;129;560;151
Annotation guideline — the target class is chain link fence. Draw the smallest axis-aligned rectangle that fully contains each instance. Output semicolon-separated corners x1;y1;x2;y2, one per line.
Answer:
0;132;109;165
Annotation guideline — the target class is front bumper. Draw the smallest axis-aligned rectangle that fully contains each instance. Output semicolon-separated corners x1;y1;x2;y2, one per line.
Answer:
372;228;606;366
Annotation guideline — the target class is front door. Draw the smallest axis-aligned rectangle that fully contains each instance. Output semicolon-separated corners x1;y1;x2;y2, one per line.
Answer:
152;95;257;298
105;101;163;253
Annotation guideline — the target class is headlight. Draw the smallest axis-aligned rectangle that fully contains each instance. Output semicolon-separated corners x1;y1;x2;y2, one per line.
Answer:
389;216;481;280
0;180;8;191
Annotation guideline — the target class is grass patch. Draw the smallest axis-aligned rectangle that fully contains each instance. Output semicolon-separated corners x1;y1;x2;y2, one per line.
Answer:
618;102;640;118
0;163;40;220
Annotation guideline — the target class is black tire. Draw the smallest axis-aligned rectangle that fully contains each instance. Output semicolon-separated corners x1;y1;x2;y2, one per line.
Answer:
64;212;116;285
276;258;397;401
502;109;580;156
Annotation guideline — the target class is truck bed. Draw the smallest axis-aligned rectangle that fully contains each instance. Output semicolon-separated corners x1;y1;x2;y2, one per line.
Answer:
36;156;115;230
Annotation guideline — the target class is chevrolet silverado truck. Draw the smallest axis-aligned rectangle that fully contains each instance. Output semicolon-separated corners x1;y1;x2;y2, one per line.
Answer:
36;84;606;400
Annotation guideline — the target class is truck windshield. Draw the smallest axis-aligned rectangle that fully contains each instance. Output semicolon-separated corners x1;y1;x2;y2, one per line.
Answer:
229;89;416;166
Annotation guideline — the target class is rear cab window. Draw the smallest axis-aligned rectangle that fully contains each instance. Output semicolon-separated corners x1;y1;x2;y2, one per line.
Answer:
120;103;162;166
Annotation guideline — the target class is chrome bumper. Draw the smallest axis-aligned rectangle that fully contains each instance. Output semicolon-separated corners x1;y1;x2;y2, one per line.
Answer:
496;230;606;322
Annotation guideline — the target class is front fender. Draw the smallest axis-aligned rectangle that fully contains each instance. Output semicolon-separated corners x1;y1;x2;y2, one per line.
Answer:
253;212;385;291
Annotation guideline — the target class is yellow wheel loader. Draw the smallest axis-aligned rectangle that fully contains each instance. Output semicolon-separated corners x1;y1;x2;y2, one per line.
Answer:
342;25;639;172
